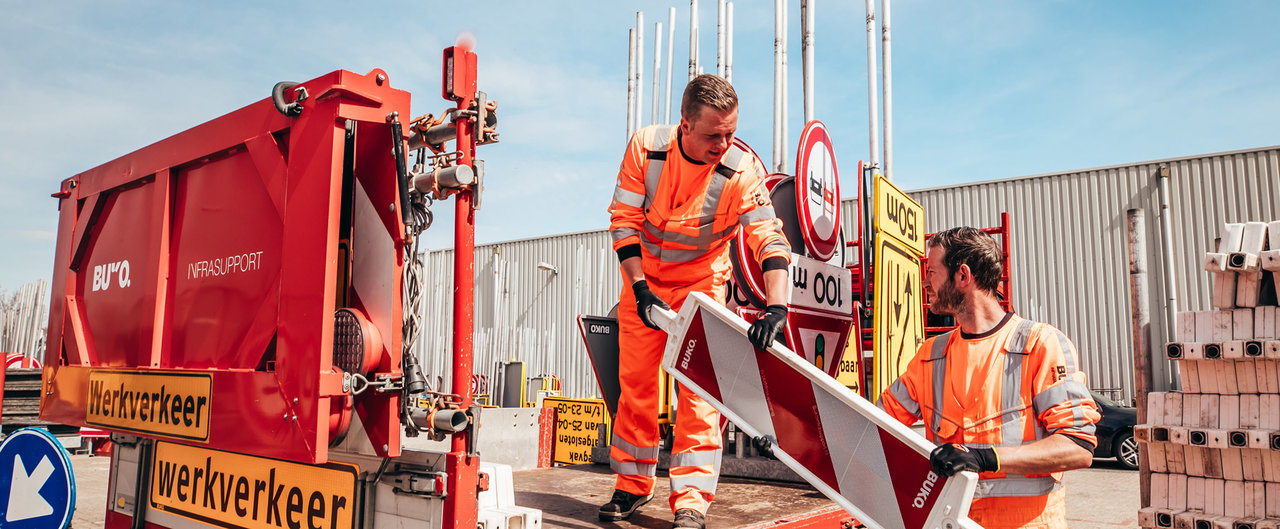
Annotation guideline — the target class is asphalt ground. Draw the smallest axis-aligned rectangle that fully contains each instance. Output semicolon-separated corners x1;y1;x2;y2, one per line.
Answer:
66;455;1139;528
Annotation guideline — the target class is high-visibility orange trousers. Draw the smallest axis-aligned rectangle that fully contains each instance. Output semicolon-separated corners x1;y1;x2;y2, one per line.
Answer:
612;281;723;515
968;487;1068;529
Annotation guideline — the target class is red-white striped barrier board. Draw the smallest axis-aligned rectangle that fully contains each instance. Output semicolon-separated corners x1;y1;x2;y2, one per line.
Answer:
652;292;980;529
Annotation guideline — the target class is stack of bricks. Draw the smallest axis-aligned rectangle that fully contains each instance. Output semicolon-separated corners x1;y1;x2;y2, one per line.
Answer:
1138;221;1280;529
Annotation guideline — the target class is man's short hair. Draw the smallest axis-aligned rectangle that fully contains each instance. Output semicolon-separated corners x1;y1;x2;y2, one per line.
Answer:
928;227;1003;294
681;74;738;122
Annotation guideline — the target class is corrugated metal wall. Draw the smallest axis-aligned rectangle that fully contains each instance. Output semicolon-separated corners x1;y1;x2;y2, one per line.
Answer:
894;146;1279;404
1;280;47;359
415;230;624;401
417;146;1280;406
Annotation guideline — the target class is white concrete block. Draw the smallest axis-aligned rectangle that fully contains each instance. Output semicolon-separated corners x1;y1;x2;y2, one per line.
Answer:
1267;340;1280;359
1171;474;1189;511
1226;480;1246;517
1200;361;1221;394
1208;477;1226;515
1234;309;1256;339
1218;361;1240;395
1178;311;1200;342
1238;395;1259;428
1166;441;1187;475
1149;391;1167;424
1148;441;1168;473
1198;311;1218;343
1186;445;1207;477
1259;394;1280;429
1215;311;1236;342
1241;447;1267;481
1182;394;1202;427
1236;361;1259;395
1220;396;1240;429
1170;426;1190;445
1166;392;1185;426
1254;306;1276;340
1174;511;1198;529
1187;476;1207;511
1220;223;1246;253
1225;341;1246;359
1246;481;1266;519
1267;482;1280;518
1139;507;1159;528
1151;472;1171;508
1181;360;1202;393
1236;270;1264;308
1185;342;1205;360
1222;448;1245;481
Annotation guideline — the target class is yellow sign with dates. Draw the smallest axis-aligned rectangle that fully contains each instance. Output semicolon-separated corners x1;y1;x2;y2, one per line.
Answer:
150;442;358;529
544;396;610;466
86;370;212;441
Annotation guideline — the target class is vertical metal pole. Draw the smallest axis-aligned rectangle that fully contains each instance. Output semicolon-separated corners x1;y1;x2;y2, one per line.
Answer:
666;7;676;123
1157;167;1181;347
690;0;699;82
801;0;814;124
773;0;784;172
636;11;644;130
446;45;480;529
717;0;726;77
881;0;893;181
780;0;789;171
726;2;734;83
652;22;663;125
864;0;880;171
1127;208;1153;507
627;28;636;140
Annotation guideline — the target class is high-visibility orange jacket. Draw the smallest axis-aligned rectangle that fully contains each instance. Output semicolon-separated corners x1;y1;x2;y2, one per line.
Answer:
878;313;1100;529
606;124;790;514
609;124;791;293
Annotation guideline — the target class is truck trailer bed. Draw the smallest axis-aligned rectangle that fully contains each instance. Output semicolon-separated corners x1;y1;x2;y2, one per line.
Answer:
514;464;854;528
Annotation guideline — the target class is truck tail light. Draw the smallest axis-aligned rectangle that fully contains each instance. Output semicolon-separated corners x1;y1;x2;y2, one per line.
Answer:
334;308;383;375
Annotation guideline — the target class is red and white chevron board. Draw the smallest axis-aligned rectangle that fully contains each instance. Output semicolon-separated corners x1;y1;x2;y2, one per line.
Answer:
651;293;980;529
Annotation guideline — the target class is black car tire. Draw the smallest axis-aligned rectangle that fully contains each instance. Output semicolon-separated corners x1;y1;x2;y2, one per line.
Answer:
1114;431;1138;470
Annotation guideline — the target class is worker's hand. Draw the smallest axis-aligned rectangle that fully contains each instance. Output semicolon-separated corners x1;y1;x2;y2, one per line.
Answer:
748;304;788;350
633;280;671;331
929;443;998;476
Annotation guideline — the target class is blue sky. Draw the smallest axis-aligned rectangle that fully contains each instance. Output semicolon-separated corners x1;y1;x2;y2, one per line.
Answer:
3;1;1278;289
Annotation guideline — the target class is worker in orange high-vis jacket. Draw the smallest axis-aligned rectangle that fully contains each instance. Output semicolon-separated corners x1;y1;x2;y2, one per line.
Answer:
877;227;1101;529
601;74;792;529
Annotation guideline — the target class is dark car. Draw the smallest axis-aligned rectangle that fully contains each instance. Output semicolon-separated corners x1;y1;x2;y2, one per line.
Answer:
1091;390;1138;469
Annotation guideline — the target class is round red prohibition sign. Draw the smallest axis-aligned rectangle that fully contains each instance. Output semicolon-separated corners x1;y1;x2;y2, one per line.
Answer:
794;120;842;261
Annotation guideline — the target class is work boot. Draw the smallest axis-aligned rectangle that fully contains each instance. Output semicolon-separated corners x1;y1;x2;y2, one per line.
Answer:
673;509;706;529
598;490;653;521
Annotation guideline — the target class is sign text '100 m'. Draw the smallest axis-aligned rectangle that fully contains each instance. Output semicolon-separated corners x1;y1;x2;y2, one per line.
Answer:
793;267;844;308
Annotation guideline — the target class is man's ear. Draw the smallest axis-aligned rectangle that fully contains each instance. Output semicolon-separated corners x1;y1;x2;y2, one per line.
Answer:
956;264;973;288
679;116;691;135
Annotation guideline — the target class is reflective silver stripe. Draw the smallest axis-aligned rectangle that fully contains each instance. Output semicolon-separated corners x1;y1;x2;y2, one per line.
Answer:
759;235;790;256
642;219;736;249
639;237;712;263
1033;381;1092;417
699;170;728;229
669;473;719;494
1052;330;1086;427
886;378;921;418
611;227;640;243
927;332;952;441
1006;319;1036;354
642;127;673;209
973;475;1060;498
613;187;646;208
999;323;1031;446
611;432;661;460
1051;424;1098;437
738;206;776;225
611;459;658;477
650;126;672;151
669;449;722;468
721;145;745;170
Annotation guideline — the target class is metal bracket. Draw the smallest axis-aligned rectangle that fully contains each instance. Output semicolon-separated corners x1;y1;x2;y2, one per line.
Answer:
383;470;448;498
349;373;404;395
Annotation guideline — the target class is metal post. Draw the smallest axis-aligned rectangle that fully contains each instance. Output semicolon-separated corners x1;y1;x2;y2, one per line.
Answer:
864;0;880;171
780;0;789;170
666;7;676;123
801;0;814;124
881;0;893;181
726;2;734;83
445;44;480;529
1157;167;1181;348
652;22;663;126
773;0;784;172
636;11;644;130
627;28;636;140
717;0;726;77
690;0;699;82
1127;208;1153;507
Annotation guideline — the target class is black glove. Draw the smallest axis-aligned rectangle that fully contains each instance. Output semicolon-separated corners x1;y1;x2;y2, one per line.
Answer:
929;443;999;476
748;304;788;350
633;280;671;331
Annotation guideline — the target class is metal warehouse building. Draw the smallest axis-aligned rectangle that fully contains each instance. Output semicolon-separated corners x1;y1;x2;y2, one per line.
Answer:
414;145;1280;406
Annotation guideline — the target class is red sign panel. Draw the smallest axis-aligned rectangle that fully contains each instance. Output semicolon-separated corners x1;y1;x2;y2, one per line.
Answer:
795;121;842;261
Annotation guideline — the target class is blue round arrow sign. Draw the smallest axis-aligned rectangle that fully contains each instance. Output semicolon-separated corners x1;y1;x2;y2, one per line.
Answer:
0;427;77;529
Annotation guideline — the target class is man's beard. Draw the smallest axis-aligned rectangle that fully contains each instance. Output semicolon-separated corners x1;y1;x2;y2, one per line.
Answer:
930;277;966;316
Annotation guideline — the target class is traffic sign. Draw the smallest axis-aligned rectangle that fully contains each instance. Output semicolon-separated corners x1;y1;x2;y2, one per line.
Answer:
874;174;925;256
795;121;842;261
871;237;925;401
543;397;610;466
0;427;76;529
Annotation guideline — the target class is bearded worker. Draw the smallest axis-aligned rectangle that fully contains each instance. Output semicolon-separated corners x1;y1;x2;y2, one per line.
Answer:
878;227;1101;529
600;74;792;529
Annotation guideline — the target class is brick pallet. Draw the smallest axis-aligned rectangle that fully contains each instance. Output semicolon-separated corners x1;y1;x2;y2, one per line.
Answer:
1139;221;1280;529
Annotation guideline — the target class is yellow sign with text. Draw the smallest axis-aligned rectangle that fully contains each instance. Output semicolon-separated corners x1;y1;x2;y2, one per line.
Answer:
86;370;212;441
871;238;925;402
874;175;925;256
150;442;358;529
544;396;610;466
